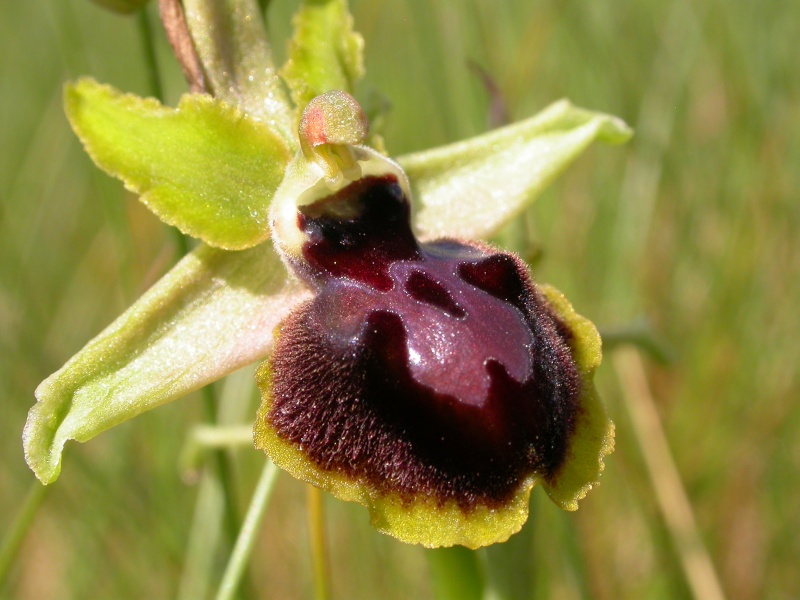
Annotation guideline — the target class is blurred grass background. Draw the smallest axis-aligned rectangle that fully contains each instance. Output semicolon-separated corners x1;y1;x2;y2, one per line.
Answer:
1;0;798;598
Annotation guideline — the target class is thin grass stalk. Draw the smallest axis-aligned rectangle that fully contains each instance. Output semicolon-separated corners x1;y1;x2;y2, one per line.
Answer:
215;459;280;600
613;347;726;600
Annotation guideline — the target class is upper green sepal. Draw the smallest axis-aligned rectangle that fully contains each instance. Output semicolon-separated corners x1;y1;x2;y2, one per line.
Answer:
399;99;632;241
281;0;365;114
64;78;292;249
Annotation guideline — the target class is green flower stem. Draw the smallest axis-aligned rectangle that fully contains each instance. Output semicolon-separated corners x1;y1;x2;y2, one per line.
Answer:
133;21;242;589
0;482;49;591
425;546;484;600
306;486;331;600
482;515;534;600
215;459;280;600
560;512;593;600
144;1;253;577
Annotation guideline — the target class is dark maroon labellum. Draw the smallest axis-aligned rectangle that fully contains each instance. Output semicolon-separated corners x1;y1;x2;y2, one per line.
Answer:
267;175;582;509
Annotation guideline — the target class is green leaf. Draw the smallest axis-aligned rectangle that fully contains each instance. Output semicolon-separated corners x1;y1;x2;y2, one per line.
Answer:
65;78;292;250
398;99;632;241
183;0;296;146
24;243;309;484
281;0;364;113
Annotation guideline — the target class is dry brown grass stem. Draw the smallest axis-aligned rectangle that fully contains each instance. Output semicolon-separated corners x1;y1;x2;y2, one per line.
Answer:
613;347;726;600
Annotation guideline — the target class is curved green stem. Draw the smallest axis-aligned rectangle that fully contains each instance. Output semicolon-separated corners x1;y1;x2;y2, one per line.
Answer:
215;460;280;600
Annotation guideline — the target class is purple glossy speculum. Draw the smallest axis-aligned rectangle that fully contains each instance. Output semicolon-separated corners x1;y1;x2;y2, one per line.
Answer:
268;175;581;507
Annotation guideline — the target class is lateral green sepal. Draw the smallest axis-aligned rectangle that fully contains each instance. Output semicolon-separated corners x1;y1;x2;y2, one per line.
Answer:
24;242;309;484
398;99;632;241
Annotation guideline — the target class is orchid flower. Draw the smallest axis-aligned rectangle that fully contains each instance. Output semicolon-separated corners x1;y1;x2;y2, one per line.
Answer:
23;0;630;549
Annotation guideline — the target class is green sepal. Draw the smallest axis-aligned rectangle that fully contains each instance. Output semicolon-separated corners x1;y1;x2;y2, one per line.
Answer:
23;243;309;484
65;78;292;250
281;0;365;114
398;100;632;241
183;0;296;146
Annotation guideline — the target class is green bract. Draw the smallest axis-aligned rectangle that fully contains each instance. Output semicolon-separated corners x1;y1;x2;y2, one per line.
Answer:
25;0;630;548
